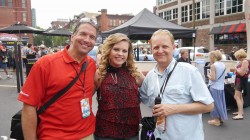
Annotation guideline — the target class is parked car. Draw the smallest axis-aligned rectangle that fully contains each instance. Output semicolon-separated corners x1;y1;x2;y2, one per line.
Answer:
176;46;209;61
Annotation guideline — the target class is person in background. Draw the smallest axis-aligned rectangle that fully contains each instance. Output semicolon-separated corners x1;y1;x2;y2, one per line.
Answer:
96;44;102;68
207;50;228;126
231;49;249;120
228;47;238;61
0;41;12;79
40;44;47;57
140;29;214;140
18;18;98;140
94;33;145;140
177;49;192;63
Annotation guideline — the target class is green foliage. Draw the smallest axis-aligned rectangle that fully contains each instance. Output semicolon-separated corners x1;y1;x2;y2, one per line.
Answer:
34;35;70;47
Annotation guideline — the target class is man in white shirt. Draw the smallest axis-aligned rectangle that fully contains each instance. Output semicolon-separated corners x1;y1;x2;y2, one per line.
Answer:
140;29;214;140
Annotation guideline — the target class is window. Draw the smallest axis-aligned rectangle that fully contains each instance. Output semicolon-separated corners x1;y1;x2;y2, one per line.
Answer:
8;0;12;7
195;2;201;20
202;0;210;18
158;0;163;5
214;33;247;45
189;4;193;21
113;19;116;26
109;19;112;26
159;12;164;19
119;20;122;25
215;0;224;16
173;8;178;19
22;0;26;8
226;0;243;14
22;13;27;22
181;5;188;22
166;10;172;21
0;0;5;6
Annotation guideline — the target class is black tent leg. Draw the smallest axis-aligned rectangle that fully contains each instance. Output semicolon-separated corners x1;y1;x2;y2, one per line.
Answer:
14;43;20;93
17;45;24;86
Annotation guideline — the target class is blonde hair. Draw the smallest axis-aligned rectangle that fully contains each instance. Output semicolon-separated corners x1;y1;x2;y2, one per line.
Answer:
210;50;222;61
98;33;140;81
150;29;175;46
234;49;247;59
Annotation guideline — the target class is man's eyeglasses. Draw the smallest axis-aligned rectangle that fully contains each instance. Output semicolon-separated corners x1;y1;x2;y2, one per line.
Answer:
80;18;97;27
73;17;98;34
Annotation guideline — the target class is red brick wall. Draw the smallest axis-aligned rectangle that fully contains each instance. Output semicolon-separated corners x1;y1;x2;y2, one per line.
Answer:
0;0;33;43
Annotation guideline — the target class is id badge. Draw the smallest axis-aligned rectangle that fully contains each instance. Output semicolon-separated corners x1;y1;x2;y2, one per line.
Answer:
80;98;90;118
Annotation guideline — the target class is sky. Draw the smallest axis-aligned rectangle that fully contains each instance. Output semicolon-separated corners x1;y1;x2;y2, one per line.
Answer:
31;0;156;29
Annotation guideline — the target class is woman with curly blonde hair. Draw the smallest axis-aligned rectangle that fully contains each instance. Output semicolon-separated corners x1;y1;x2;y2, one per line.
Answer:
94;33;145;140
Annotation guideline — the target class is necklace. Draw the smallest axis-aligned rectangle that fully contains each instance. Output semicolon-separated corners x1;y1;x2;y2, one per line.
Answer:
110;73;118;84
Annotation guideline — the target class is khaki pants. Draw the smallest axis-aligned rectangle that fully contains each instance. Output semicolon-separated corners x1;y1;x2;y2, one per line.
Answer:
80;134;94;140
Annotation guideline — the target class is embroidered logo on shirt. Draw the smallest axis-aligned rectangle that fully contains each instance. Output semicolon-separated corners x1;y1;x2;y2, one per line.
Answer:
20;91;29;97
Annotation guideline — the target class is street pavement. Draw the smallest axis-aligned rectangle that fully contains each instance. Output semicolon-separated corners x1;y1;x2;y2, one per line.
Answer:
0;70;250;140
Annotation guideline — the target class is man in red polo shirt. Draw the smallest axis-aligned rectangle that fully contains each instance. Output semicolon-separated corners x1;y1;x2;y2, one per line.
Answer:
18;19;98;140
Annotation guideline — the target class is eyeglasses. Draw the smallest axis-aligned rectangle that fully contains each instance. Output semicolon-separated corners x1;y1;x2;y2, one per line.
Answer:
73;18;98;34
80;18;97;27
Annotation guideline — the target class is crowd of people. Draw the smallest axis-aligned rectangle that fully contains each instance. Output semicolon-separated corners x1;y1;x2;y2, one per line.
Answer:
0;18;244;140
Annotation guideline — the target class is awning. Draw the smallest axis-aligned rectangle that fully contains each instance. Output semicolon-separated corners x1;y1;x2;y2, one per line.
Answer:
210;23;246;34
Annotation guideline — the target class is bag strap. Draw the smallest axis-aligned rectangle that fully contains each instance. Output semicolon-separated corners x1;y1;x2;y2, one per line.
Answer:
159;61;178;96
216;68;226;81
37;60;88;115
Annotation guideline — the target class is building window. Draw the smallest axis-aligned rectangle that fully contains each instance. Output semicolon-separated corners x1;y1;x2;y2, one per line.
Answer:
215;0;224;16
214;33;246;45
109;19;112;26
195;2;201;20
22;0;26;8
226;0;243;14
0;0;5;6
113;19;116;26
158;0;163;5
159;12;164;19
173;8;178;19
119;20;122;25
166;10;172;21
8;0;12;7
189;4;193;21
22;13;27;22
202;0;210;18
181;5;188;22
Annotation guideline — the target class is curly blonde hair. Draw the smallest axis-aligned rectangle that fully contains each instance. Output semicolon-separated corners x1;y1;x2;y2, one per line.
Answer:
98;33;140;81
234;49;247;59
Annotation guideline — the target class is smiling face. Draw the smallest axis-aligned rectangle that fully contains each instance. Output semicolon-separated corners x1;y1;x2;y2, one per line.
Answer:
151;32;175;67
70;23;97;56
109;41;129;68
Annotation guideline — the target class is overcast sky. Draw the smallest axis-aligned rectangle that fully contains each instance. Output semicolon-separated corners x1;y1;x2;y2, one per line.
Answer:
31;0;156;29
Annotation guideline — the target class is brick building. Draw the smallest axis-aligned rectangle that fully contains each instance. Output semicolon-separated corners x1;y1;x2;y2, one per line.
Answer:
96;9;134;32
0;0;33;44
155;0;247;53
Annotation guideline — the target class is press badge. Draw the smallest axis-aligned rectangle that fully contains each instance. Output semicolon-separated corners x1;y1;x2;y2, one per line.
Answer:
80;98;90;118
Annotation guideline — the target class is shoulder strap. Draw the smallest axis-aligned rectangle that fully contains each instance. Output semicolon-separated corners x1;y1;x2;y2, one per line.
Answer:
37;60;88;115
217;67;226;81
159;61;178;96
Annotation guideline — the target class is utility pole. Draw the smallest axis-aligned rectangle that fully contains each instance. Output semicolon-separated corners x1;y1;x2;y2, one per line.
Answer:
192;0;196;60
245;0;250;59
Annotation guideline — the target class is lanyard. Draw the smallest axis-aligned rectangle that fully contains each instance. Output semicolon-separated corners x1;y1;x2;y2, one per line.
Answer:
71;62;87;98
156;61;178;97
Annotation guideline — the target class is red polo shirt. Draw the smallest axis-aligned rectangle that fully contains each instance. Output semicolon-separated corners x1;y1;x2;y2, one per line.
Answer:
18;46;96;139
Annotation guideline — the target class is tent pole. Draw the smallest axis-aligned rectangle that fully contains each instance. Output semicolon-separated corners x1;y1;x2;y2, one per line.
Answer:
18;43;24;86
14;42;20;93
